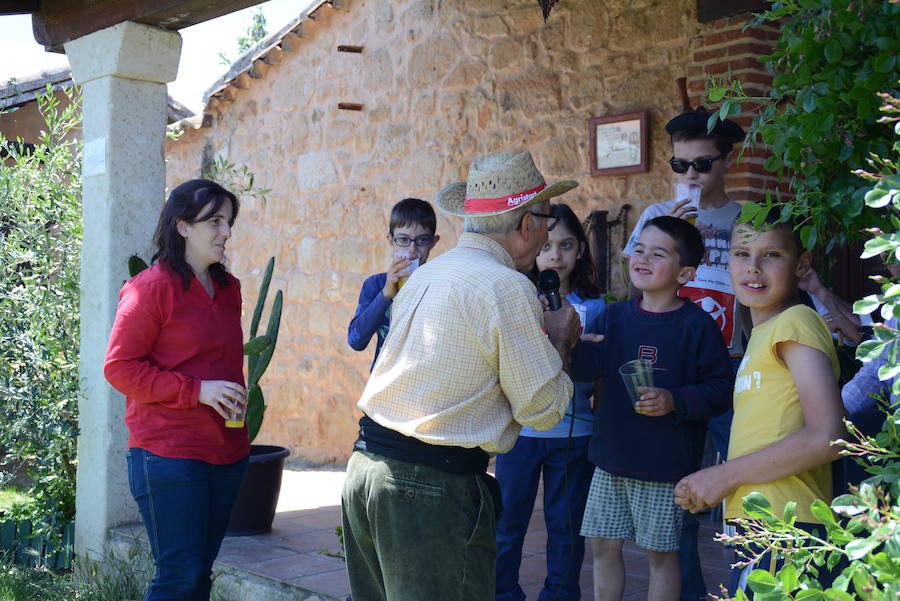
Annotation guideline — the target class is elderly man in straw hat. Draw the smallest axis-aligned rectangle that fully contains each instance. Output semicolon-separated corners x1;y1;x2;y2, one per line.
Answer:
341;151;583;601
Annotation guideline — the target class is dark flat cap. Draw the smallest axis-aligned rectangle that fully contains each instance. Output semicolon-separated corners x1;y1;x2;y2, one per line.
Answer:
665;109;745;143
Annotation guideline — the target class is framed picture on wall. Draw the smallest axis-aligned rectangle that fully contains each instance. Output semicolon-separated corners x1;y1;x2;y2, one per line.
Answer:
589;111;649;176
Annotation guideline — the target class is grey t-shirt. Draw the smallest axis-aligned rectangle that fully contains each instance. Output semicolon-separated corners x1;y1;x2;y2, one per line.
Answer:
624;199;745;356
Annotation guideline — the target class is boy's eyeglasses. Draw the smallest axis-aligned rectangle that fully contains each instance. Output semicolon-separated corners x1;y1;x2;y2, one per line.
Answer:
516;211;559;232
392;234;435;248
668;152;727;174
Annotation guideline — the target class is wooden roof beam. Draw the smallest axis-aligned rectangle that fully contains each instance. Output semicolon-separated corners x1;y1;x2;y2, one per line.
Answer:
29;0;270;50
0;0;39;14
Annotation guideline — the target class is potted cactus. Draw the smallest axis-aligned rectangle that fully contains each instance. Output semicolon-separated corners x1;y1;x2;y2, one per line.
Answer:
128;255;287;535
226;256;288;536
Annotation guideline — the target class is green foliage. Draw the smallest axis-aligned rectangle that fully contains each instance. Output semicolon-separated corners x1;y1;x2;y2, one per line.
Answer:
0;541;151;601
0;87;82;537
72;543;152;601
126;255;148;278
0;562;78;601
712;93;900;600
242;335;271;356
218;7;269;66
203;156;271;208
706;0;899;253
198;159;279;442
237;8;268;54
0;489;29;515
318;525;347;563
244;257;283;443
705;3;900;594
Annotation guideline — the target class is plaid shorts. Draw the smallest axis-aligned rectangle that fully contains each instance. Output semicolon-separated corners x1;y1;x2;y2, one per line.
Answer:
579;467;683;552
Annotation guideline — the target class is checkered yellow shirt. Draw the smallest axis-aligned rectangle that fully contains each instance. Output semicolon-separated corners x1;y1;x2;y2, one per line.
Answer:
358;233;573;454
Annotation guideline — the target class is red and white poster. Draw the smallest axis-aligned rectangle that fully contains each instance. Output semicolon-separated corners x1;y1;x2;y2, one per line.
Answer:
680;265;736;347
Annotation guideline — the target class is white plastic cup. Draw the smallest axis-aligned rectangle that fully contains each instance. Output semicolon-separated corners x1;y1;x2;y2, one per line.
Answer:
396;253;420;289
674;182;703;224
572;303;587;329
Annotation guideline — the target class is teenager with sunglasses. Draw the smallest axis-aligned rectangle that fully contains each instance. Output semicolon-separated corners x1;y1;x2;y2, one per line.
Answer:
347;197;440;369
622;108;746;601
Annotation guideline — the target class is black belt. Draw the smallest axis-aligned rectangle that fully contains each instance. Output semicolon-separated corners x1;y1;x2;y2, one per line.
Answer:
354;415;503;519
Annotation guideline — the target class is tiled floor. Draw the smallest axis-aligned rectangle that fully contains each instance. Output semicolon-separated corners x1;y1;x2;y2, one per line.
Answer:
207;467;734;600
214;469;351;600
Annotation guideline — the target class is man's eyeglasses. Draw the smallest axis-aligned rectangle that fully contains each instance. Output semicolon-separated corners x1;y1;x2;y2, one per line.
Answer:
392;234;435;248
668;152;727;174
517;211;559;232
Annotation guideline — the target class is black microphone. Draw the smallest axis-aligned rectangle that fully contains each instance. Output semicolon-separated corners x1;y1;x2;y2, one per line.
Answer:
537;269;562;311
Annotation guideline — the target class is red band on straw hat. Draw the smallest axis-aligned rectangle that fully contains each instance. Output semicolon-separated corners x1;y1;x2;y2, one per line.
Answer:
463;183;547;214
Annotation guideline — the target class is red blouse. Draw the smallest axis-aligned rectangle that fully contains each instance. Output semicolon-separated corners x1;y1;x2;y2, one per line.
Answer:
104;263;249;464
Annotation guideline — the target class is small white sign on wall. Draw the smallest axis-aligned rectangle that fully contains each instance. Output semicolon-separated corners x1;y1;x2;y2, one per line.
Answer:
83;137;107;177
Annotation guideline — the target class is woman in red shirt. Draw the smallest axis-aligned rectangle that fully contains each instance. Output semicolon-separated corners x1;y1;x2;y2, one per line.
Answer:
105;179;249;601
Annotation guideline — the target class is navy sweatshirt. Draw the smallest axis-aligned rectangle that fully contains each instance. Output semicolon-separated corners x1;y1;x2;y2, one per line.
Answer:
347;272;391;370
570;297;733;482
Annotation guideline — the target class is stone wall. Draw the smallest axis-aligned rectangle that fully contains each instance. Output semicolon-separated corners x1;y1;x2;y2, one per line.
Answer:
165;0;769;464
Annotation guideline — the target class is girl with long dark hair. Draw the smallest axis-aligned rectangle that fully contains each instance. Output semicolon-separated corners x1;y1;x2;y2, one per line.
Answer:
104;179;249;601
496;203;606;601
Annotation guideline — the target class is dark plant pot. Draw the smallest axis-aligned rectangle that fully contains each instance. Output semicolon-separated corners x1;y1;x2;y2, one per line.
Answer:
226;444;291;536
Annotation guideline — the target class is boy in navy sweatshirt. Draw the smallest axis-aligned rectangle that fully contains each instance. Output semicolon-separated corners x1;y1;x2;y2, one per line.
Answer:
571;216;732;601
347;198;440;369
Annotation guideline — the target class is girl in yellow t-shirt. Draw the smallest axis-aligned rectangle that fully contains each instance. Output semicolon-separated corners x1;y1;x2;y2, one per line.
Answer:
673;215;844;593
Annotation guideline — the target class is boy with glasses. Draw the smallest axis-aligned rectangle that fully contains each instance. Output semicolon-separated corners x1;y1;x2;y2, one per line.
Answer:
622;108;746;601
348;197;440;368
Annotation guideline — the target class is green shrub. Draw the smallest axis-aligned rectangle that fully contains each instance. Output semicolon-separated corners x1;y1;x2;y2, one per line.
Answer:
713;81;900;601
0;562;78;601
0;87;82;538
0;489;29;515
0;540;151;601
704;1;900;597
708;0;899;251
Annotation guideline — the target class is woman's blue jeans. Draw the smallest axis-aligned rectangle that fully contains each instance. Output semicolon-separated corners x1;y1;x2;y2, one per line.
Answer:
127;448;248;601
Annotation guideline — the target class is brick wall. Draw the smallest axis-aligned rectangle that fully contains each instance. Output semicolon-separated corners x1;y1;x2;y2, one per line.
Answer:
687;15;779;203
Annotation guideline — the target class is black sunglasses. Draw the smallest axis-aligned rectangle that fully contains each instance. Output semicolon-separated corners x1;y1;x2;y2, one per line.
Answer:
668;152;727;174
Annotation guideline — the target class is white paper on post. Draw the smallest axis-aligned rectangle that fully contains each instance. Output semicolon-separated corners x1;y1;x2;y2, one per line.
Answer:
83;138;107;177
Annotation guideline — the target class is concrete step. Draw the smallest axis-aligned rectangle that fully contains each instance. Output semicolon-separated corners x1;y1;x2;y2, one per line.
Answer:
109;522;348;601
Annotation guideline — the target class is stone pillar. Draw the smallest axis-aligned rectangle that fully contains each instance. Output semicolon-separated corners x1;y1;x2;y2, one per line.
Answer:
64;21;182;560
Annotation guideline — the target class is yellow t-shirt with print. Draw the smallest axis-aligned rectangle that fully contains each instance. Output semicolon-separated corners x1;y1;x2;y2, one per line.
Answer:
725;304;839;524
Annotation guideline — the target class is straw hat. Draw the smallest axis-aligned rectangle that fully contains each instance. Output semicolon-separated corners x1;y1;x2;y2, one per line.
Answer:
435;152;578;217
